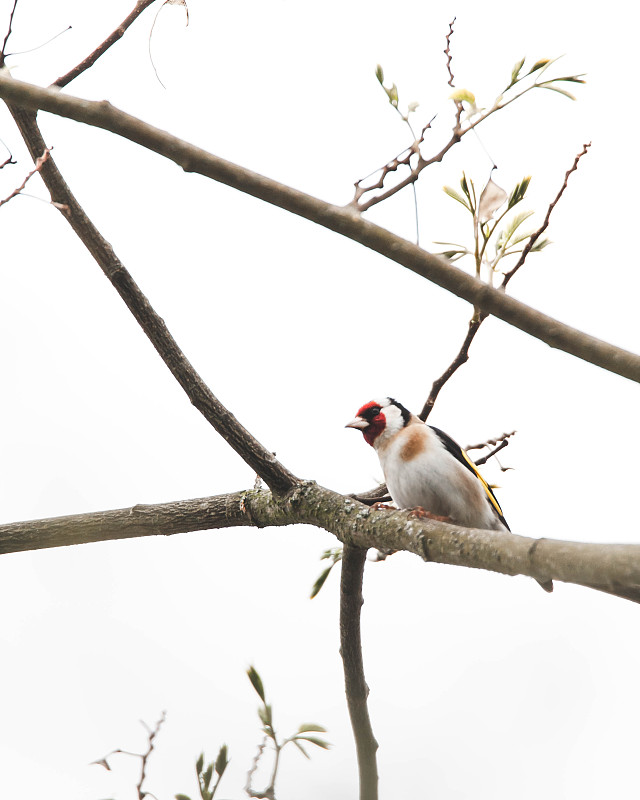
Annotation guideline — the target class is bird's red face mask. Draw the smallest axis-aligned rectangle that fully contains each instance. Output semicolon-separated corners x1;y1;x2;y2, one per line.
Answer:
345;402;385;447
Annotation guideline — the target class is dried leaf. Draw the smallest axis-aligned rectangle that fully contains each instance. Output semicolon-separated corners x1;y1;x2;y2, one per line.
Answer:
163;0;190;24
477;177;507;223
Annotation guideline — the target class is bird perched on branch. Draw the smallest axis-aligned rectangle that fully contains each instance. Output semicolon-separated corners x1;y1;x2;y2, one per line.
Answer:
346;396;552;592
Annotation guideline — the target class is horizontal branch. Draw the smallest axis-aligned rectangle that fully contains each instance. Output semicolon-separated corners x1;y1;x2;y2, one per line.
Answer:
0;75;637;383
3;483;640;604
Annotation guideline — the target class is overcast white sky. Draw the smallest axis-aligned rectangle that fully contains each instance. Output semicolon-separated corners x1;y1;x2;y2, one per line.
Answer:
0;1;639;798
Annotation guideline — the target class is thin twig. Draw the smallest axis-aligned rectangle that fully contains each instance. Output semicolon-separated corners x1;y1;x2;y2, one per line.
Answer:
350;484;390;506
466;431;516;452
137;712;166;800
340;545;378;800
473;438;509;466
0;0;19;61
501;142;591;289
245;737;270;799
52;0;159;88
0;146;49;208
444;17;457;88
419;313;484;421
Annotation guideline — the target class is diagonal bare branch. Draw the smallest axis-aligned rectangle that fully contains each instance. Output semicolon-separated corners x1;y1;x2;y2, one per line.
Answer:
501;142;591;289
52;0;159;88
7;104;298;494
419;313;483;421
0;74;636;383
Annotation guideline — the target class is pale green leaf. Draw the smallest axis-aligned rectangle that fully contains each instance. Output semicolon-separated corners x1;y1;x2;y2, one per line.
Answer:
449;88;475;104
293;740;310;759
531;237;551;252
527;58;551;74
443;185;471;211
295;735;331;750
538;82;577;100
215;744;229;777
510;57;526;86
247;666;266;702
507;176;531;209
310;566;332;599
297;723;328;734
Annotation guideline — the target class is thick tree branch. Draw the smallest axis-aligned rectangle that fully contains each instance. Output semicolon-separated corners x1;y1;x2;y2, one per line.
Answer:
3;484;640;604
340;545;378;800
0;76;636;383
5;105;298;495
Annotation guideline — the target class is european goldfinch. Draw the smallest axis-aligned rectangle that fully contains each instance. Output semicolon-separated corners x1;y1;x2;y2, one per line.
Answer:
346;397;552;591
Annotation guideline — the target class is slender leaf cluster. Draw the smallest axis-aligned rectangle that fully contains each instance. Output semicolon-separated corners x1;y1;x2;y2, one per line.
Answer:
437;173;550;280
176;745;229;800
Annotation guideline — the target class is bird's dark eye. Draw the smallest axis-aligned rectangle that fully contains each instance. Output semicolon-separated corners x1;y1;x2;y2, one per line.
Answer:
364;406;381;420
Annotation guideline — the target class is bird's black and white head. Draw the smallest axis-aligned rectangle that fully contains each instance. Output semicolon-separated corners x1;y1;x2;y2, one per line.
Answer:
345;397;412;447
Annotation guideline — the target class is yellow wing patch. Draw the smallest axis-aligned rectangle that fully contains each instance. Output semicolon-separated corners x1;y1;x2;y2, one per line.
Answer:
460;448;505;518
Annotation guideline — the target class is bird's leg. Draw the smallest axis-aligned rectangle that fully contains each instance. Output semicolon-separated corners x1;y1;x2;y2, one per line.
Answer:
408;507;453;523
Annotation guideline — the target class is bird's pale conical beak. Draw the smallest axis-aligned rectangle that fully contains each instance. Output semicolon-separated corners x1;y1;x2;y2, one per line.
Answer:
345;416;369;430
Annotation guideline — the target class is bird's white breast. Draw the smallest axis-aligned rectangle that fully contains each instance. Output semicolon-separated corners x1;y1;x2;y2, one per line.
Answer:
376;423;504;531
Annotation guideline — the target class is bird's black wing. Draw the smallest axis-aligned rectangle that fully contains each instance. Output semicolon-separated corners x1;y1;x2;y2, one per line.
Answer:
429;425;510;530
